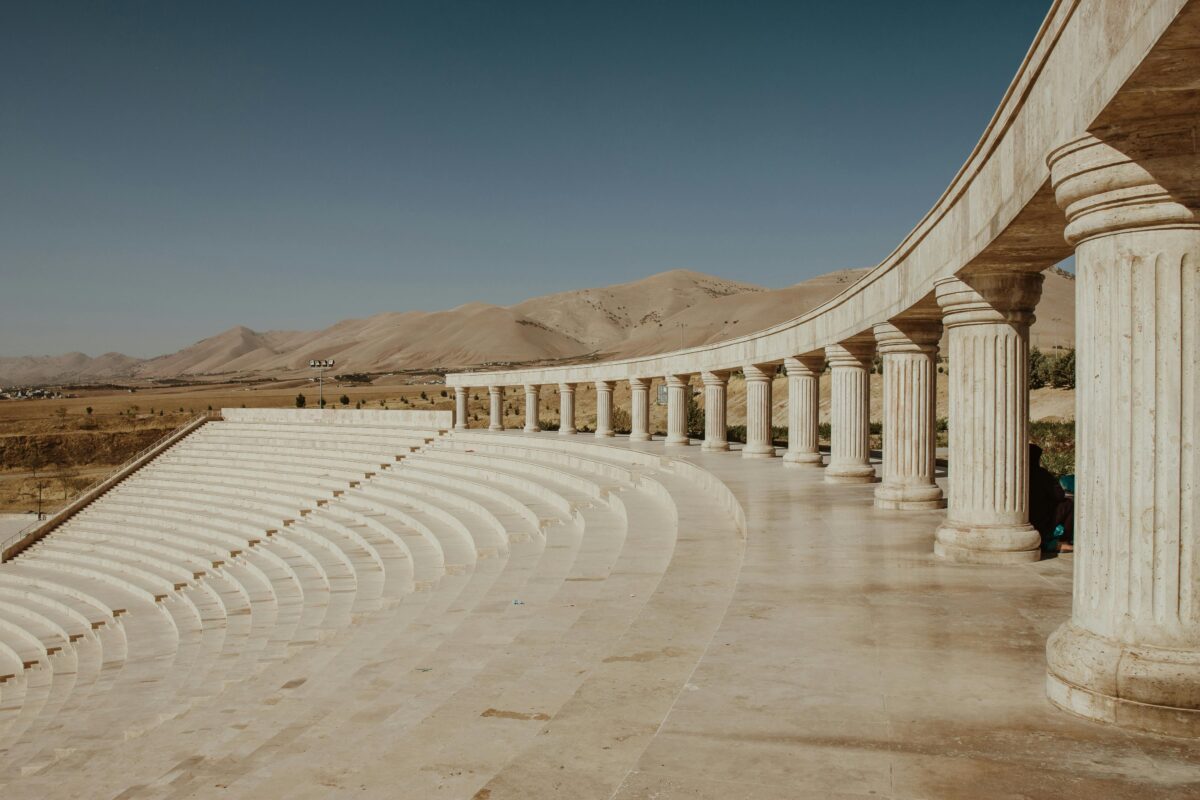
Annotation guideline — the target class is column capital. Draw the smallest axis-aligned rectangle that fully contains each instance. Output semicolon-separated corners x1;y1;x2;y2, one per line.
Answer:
825;336;874;367
454;386;467;395
558;382;576;392
742;363;775;382
1047;117;1200;246
700;370;729;386
523;383;540;393
665;374;691;388
594;379;615;391
488;385;504;395
935;270;1043;328
873;319;941;355
784;354;824;376
628;377;651;390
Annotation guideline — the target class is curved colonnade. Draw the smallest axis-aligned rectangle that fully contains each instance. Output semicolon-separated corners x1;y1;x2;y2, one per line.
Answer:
447;0;1200;737
0;411;745;795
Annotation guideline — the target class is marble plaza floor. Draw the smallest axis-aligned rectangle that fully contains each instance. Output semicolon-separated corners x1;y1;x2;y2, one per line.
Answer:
607;435;1200;799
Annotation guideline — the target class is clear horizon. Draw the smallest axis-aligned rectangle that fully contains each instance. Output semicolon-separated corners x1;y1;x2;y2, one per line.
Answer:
2;1;1055;358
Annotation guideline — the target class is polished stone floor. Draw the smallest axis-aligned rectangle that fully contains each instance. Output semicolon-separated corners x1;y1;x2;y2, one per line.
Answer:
612;437;1200;799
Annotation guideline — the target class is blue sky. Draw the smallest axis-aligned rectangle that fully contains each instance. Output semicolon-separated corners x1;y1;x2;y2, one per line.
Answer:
0;1;1055;357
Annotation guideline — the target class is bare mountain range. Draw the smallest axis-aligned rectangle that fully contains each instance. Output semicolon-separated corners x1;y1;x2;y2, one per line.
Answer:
0;267;1075;386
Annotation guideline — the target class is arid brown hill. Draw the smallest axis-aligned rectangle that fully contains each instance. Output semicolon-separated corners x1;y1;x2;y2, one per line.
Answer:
0;267;1075;385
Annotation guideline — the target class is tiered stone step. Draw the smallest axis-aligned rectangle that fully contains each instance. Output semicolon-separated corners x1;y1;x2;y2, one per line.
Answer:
0;415;453;782
0;423;746;799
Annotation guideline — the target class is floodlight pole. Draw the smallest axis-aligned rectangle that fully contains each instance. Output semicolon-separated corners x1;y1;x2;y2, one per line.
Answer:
309;359;335;408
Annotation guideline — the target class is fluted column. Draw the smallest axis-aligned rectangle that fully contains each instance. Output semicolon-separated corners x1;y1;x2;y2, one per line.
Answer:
700;371;729;451
629;378;651;442
742;364;777;458
523;384;540;433
873;318;944;509
1044;120;1200;737
934;271;1042;563
783;355;823;466
664;375;690;446
454;387;468;430
487;386;504;431
824;338;877;483
594;380;615;437
558;383;576;435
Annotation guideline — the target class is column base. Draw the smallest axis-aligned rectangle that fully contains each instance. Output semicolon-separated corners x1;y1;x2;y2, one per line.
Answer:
665;436;690;446
595;430;615;438
782;451;823;467
742;446;777;459
453;424;467;431
933;520;1040;564
629;432;652;442
874;483;945;510
701;440;728;451
488;425;504;432
1046;622;1200;738
523;426;540;433
824;463;878;484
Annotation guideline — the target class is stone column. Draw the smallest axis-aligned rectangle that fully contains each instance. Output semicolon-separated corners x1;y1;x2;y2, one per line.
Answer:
1044;121;1200;737
629;378;651;442
594;380;615;437
873;317;944;509
742;364;777;458
700;371;729;451
824;338;877;483
558;383;576;435
487;386;504;432
665;375;691;446
454;387;468;430
934;271;1042;563
523;384;540;433
783;355;823;466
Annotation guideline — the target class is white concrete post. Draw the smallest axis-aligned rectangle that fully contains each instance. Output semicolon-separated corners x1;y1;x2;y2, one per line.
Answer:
742;364;777;458
454;387;468;431
558;382;576;435
594;380;615;437
487;386;504;432
665;375;690;446
523;384;540;433
629;378;651;442
873;317;944;509
783;355;823;466
933;270;1042;563
824;338;877;483
1044;122;1200;737
700;371;729;451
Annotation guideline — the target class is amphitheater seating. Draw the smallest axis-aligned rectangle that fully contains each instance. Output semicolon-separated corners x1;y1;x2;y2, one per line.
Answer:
0;412;743;797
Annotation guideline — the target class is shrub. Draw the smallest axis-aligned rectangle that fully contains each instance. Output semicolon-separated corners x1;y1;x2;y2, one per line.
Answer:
440;390;448;398
539;418;560;431
295;393;307;408
85;406;93;415
339;394;350;406
611;407;632;434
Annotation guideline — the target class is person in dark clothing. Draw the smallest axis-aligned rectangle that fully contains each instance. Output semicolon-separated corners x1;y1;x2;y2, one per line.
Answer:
1029;443;1073;553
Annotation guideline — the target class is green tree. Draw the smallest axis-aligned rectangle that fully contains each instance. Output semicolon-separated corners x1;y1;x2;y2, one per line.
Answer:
1050;349;1076;389
339;394;350;406
295;393;307;408
1029;348;1049;389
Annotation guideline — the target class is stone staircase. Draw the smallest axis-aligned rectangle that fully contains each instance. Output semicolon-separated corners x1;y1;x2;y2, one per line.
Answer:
0;417;744;798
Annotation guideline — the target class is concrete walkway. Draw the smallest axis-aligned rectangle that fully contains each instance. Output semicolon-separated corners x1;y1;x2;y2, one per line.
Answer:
610;436;1200;799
